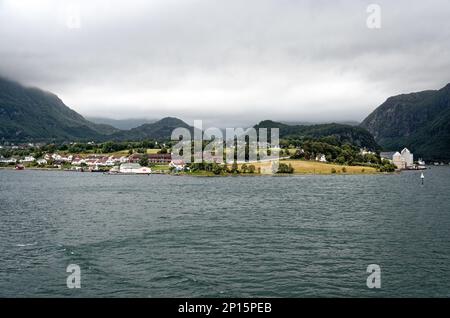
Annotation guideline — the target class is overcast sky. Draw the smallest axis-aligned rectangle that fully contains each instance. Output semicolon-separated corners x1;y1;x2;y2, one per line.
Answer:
0;0;449;128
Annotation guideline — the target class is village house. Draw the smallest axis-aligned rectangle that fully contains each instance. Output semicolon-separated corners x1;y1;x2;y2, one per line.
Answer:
148;153;172;163
127;153;172;164
315;154;327;162
169;159;186;171
84;158;98;166
97;157;109;166
21;156;36;163
103;155;127;166
128;153;143;163
360;148;376;156
105;156;119;166
36;158;48;165
383;148;414;170
78;155;111;167
71;156;85;165
45;153;73;163
80;155;100;166
73;155;112;166
0;157;17;164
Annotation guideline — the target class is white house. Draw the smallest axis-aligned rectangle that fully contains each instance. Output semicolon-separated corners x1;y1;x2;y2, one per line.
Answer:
71;156;85;165
50;153;73;163
119;156;129;163
105;156;121;166
36;159;48;165
0;157;17;164
169;160;186;171
315;154;327;162
360;148;375;156
21;156;36;163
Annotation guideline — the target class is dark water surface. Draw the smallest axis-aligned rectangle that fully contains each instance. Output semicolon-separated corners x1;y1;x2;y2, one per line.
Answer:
0;168;449;297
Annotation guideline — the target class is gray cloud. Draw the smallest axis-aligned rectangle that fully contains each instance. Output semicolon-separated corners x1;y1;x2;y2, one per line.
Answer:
1;0;449;128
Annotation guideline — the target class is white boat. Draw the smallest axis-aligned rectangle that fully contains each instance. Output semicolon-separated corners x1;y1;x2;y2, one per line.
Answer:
119;163;151;174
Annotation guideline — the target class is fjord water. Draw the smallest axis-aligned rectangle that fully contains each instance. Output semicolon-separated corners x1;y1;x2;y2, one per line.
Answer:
0;168;449;297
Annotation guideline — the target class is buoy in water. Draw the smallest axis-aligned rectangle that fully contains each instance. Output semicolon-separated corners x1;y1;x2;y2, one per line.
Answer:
421;172;424;184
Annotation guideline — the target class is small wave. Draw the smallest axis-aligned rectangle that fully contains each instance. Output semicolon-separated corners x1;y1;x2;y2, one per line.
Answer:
15;242;37;247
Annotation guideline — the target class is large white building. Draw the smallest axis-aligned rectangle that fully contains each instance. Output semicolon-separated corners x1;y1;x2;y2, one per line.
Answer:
401;148;414;167
392;148;414;169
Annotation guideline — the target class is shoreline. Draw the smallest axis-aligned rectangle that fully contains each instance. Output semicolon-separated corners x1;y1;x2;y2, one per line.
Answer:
2;160;439;176
0;166;395;176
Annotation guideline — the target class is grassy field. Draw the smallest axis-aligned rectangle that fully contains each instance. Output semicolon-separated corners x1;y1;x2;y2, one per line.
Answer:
146;148;161;154
97;148;162;156
152;164;170;171
238;159;378;174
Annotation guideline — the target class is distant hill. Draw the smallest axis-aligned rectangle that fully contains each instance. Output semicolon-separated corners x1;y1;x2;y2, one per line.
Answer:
0;77;194;143
281;120;360;126
254;120;380;150
110;117;194;141
361;83;450;160
86;116;156;130
0;77;118;142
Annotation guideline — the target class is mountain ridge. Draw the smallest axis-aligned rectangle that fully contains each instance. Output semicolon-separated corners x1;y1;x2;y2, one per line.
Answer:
361;83;450;160
109;117;194;141
87;116;157;130
0;77;118;142
254;120;380;151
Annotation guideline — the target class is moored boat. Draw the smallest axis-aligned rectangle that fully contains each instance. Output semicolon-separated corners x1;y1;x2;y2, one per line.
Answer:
105;163;152;175
119;163;151;174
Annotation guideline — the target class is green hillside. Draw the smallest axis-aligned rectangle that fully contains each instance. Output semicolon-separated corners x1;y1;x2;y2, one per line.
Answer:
254;120;380;151
361;83;450;160
0;77;117;142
